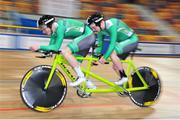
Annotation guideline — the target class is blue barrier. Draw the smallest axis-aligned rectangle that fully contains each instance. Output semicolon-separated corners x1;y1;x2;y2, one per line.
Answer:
20;18;43;35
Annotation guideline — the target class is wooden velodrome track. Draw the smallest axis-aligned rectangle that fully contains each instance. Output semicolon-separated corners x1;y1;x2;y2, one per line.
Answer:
0;50;180;119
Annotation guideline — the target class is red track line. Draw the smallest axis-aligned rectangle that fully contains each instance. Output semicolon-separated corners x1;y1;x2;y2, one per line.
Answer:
0;103;118;111
0;101;20;104
0;107;29;111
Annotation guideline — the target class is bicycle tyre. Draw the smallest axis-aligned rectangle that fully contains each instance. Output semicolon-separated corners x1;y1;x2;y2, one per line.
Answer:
20;65;67;112
128;66;161;107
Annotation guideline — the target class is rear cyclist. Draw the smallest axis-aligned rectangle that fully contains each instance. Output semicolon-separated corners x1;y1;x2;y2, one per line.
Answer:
30;15;96;88
86;12;139;85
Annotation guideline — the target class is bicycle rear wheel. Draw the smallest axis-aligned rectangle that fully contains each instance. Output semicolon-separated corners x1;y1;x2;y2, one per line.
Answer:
128;66;161;107
20;65;67;112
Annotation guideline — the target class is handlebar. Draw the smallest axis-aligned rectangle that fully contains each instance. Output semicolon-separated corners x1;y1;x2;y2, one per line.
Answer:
35;50;60;58
34;50;109;66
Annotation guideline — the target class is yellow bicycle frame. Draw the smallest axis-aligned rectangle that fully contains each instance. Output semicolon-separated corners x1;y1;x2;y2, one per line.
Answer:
44;54;149;93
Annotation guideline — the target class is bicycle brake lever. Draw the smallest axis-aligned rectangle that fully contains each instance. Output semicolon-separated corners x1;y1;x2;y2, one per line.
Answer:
104;61;109;64
35;55;46;58
92;61;99;66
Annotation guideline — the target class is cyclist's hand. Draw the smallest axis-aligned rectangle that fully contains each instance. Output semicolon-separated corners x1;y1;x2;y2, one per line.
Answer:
99;56;106;64
30;45;39;52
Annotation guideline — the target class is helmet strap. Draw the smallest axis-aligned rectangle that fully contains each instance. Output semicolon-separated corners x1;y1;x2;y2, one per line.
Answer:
95;21;103;30
39;24;47;29
51;22;58;33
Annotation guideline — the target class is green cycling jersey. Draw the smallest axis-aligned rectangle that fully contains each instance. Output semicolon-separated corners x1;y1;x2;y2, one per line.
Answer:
96;18;135;60
39;19;93;51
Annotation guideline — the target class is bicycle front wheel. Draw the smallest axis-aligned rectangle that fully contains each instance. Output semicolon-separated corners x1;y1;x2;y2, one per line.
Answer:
20;65;67;112
128;66;161;107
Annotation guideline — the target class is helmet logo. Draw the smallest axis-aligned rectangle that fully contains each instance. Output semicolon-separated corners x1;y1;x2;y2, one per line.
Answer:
95;17;103;23
45;18;55;25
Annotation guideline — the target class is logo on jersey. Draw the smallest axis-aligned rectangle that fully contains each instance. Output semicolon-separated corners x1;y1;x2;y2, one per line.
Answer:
106;20;113;29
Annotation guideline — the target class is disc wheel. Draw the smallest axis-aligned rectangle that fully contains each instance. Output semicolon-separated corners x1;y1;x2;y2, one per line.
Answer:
20;65;67;112
128;66;161;107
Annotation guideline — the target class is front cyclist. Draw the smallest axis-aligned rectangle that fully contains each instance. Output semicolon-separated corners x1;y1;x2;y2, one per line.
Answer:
86;12;139;85
30;15;96;88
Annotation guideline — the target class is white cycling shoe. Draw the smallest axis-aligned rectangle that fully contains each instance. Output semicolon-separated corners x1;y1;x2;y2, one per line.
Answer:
114;77;128;85
69;77;86;87
69;78;96;89
86;80;96;89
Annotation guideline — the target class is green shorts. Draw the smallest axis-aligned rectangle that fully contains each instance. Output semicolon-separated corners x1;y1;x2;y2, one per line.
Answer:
115;34;139;55
68;26;95;56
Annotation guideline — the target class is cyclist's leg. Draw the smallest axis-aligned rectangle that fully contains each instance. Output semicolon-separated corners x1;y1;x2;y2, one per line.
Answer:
112;34;139;85
68;33;96;87
61;47;86;87
62;26;95;86
112;54;121;76
110;51;128;80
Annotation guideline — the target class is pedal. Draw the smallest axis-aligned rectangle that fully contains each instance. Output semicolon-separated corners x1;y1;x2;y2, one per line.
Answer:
124;90;130;96
75;86;91;98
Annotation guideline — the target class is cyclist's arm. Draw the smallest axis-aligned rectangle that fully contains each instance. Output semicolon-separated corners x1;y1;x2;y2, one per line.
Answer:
40;26;65;51
95;32;103;55
49;35;56;45
103;25;117;60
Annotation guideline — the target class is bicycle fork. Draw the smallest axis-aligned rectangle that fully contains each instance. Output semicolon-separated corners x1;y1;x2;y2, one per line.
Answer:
44;59;58;90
